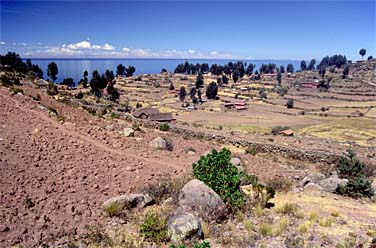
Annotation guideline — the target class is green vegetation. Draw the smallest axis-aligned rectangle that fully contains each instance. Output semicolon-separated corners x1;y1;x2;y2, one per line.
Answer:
359;48;366;60
336;150;374;198
47;82;58;96
10;87;24;95
159;123;170;131
103;202;123;217
276;202;300;216
192;148;245;210
139;209;169;243
47;62;58;82
192;148;273;211
286;98;294;109
206;81;218;99
319;217;333;227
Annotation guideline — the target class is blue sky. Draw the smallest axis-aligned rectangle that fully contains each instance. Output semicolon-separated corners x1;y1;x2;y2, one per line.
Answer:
1;0;375;60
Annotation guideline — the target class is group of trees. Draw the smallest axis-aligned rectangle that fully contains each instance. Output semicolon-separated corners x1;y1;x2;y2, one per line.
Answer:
174;62;209;74
0;52;43;79
116;64;136;77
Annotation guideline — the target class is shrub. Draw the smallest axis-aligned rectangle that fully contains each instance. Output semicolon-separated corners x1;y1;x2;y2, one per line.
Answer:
103;202;122;217
23;196;34;209
259;223;273;236
75;91;84;99
276;202;299;216
169;240;211;248
47;83;58;96
159;123;170;131
319;218;332;227
140;209;169;243
192;148;245;210
286;98;294;108
192;148;273;211
142;178;189;204
245;146;257;155
336;150;374;198
244;219;254;232
331;209;340;217
10;87;24;95
273;218;288;236
298;222;309;233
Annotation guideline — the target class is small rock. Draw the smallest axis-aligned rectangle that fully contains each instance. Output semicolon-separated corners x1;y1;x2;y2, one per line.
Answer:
299;176;311;188
230;157;241;166
187;151;196;155
149;137;166;150
105;125;114;131
122;128;134;137
0;225;9;232
102;193;154;211
304;182;323;192
312;173;326;183
168;211;202;244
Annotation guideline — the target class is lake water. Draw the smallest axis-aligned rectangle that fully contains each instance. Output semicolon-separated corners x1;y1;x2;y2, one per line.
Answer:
27;58;301;83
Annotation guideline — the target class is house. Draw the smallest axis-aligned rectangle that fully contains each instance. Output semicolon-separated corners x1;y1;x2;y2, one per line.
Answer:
133;108;174;122
223;102;234;110
36;79;49;88
234;105;248;111
279;129;294;136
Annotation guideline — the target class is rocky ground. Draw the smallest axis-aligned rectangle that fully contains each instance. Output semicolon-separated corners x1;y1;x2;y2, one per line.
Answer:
0;67;375;247
0;85;328;247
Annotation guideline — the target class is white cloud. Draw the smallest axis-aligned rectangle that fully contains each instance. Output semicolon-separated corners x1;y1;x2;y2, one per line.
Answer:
11;42;27;46
0;41;5;45
19;40;236;59
67;40;91;49
102;43;115;50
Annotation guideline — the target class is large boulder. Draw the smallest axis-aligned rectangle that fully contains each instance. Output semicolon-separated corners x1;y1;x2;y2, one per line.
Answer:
168;211;202;244
304;182;323;192
149;137;167;150
318;176;348;193
102;193;154;211
178;179;228;222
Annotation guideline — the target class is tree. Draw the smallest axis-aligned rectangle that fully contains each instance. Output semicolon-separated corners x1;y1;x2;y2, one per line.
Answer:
189;87;197;99
286;64;294;73
277;72;282;85
319;66;326;78
105;69;115;81
279;65;285;74
246;64;255;75
300;60;307;71
206;82;218;100
161;68;167;73
368;56;373;61
82;70;89;88
359;48;366;60
232;69;239;83
61;78;74;87
342;65;350;79
116;64;126;76
195;72;204;88
47;62;58;82
169;82;174;90
307;59;316;70
179;86;186;103
125;66;136;77
222;75;229;85
286;98;294;108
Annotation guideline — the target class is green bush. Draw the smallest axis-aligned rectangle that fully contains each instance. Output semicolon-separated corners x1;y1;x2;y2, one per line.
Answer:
159;123;170;131
10;87;24;95
336;150;374;198
140;209;169;243
192;148;245;210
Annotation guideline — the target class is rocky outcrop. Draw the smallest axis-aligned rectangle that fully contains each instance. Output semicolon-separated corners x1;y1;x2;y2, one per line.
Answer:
318;175;348;193
168;211;202;244
178;179;228;222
